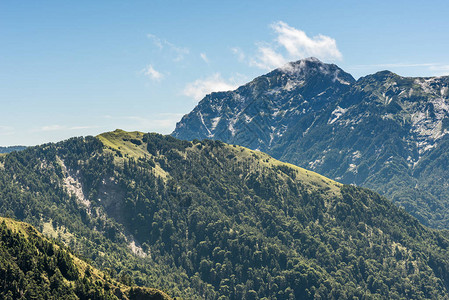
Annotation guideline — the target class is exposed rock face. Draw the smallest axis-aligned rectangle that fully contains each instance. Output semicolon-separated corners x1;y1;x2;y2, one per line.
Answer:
173;58;449;228
173;58;355;151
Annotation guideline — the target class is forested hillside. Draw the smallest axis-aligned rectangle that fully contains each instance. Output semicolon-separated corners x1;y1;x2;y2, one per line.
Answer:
0;217;171;300
1;130;449;298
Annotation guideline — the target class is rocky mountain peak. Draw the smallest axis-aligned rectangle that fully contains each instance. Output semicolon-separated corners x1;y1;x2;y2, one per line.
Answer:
272;57;356;85
356;70;402;85
173;61;449;229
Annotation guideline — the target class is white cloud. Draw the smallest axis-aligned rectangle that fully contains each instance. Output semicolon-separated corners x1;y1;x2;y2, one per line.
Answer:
200;53;209;63
272;21;342;61
183;73;240;101
429;64;449;76
147;33;189;62
41;125;65;131
143;65;164;81
240;21;342;70
147;34;164;49
70;126;100;130
250;44;287;70
173;49;190;62
231;47;246;62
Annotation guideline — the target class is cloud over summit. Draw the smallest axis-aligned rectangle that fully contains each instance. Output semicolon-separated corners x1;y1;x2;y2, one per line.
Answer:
247;21;342;70
183;73;239;101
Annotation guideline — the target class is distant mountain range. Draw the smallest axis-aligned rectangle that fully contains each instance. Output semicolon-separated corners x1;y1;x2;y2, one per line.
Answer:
2;130;449;298
173;57;449;229
0;146;26;154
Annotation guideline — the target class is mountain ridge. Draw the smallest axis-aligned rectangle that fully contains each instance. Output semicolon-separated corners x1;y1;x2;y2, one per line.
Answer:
3;130;449;298
0;215;172;299
174;58;355;149
0;146;26;154
172;58;449;229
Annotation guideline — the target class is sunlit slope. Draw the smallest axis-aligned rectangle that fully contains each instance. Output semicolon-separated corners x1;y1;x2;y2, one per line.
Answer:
2;130;449;298
0;217;172;300
98;129;341;196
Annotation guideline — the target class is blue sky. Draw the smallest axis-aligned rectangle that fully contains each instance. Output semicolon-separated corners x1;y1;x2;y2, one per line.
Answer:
1;0;449;146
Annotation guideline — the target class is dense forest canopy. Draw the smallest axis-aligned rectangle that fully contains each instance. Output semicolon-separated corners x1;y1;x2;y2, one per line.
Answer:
0;216;171;300
1;129;449;298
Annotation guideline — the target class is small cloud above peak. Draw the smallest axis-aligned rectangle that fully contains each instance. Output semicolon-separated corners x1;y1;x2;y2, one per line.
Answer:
303;57;321;62
143;65;164;81
250;44;288;70
272;22;342;62
238;22;342;71
146;33;189;62
284;57;324;67
183;73;241;101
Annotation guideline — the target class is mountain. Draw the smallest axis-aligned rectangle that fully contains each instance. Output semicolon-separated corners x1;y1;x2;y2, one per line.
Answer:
0;146;26;154
173;57;355;150
172;58;449;229
2;130;449;298
0;216;171;300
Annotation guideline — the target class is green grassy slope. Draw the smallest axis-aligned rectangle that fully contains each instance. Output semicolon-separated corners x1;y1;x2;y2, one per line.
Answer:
0;216;171;300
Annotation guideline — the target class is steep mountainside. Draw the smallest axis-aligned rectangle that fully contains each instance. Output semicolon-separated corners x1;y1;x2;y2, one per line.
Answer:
173;57;355;151
2;130;449;298
0;216;171;300
172;58;449;229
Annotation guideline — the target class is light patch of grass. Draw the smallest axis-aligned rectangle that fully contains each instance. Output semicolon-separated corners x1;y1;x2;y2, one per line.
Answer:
225;144;342;197
97;129;148;158
42;220;74;245
99;129;340;196
152;163;169;179
98;129;170;179
0;217;34;238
